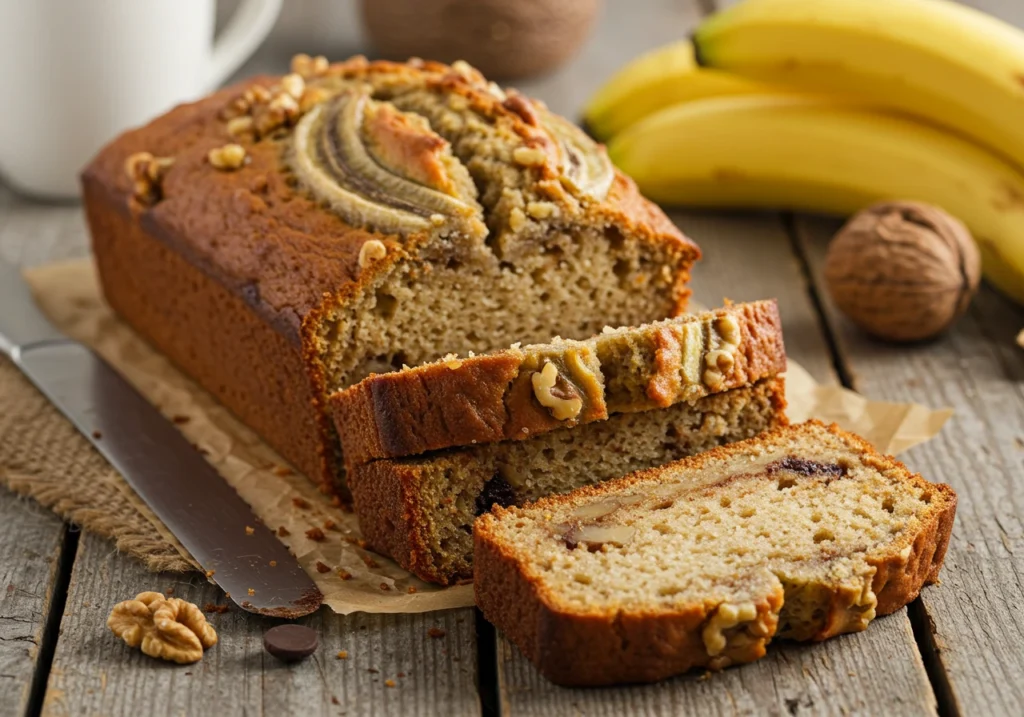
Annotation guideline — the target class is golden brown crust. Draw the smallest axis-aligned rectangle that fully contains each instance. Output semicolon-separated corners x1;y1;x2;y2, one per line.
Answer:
85;177;331;486
330;301;784;467
473;421;957;686
83;57;699;492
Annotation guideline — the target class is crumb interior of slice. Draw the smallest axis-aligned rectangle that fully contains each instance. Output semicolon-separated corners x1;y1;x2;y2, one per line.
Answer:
488;424;946;638
404;377;784;581
321;223;682;388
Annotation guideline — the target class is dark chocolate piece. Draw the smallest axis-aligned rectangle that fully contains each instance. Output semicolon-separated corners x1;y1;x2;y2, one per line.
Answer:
264;624;319;662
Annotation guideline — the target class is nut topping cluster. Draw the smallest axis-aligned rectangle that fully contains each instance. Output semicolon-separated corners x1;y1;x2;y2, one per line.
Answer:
124;152;175;206
221;58;332;141
107;591;218;664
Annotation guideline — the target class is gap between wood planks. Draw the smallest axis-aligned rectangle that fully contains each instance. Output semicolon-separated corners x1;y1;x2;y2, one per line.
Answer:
23;525;78;717
781;212;959;717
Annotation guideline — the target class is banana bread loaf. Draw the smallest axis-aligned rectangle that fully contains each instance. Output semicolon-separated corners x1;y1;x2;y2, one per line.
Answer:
82;55;700;494
331;300;784;467
351;376;787;584
475;421;956;686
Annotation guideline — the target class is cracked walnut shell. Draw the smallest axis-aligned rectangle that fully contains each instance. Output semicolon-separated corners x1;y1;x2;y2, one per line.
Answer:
108;591;218;664
824;201;981;342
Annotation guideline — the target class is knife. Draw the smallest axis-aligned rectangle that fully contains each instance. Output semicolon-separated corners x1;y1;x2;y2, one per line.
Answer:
0;262;322;618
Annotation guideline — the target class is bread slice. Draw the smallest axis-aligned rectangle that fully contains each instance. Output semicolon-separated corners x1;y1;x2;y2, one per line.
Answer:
351;376;787;585
474;421;956;686
331;300;784;468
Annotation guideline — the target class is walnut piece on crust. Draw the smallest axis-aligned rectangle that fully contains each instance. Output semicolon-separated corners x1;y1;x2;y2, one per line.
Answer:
107;591;218;664
124;152;174;206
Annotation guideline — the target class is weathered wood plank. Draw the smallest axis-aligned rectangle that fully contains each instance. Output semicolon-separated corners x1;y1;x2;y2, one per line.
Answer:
500;617;933;717
0;489;67;717
795;214;1024;717
42;533;480;717
0;185;84;717
492;1;937;713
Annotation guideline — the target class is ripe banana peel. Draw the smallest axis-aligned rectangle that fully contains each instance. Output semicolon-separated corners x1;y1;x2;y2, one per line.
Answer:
608;96;1024;305
583;40;775;141
693;0;1024;172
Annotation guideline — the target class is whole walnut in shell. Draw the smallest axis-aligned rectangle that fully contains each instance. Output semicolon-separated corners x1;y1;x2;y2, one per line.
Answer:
824;201;980;342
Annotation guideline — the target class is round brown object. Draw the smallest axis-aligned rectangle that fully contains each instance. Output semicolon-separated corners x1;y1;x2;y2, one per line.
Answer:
824;201;981;342
263;624;319;662
359;0;601;80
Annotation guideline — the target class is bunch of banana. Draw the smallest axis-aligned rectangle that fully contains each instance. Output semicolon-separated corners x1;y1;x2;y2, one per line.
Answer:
586;0;1024;305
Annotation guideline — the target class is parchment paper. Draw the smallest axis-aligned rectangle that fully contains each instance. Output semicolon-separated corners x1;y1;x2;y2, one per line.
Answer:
21;259;952;614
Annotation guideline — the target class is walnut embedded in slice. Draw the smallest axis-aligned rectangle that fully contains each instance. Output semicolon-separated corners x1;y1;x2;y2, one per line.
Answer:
703;312;742;391
531;361;583;421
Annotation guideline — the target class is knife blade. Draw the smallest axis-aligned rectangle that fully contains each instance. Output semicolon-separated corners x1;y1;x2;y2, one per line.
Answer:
0;262;322;617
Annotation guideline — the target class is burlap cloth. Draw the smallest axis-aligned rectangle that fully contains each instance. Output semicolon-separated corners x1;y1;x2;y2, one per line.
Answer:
0;259;953;614
1;359;194;572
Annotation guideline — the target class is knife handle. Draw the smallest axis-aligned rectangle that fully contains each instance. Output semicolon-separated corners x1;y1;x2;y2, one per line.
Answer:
0;261;65;358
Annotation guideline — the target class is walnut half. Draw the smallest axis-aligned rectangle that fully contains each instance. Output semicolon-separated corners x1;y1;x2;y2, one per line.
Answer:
108;591;218;664
701;600;777;670
531;361;583;421
124;152;174;206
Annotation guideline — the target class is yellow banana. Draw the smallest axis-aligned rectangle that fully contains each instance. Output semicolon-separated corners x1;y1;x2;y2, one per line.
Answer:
583;40;774;141
693;0;1024;171
608;96;1024;304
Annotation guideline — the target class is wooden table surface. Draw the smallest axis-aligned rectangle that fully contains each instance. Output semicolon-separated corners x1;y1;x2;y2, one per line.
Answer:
2;1;1023;715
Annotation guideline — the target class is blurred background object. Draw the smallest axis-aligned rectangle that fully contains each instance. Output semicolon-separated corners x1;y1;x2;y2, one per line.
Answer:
359;0;601;80
823;201;981;343
0;0;281;200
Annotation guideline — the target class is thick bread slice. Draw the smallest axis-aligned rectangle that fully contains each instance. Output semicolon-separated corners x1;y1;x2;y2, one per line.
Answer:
351;376;787;585
332;300;784;467
474;421;956;686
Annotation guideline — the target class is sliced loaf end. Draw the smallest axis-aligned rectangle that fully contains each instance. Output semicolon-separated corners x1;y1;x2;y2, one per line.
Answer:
474;421;956;686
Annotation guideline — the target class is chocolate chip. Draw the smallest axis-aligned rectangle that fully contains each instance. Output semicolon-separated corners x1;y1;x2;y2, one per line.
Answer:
475;473;516;515
263;624;318;662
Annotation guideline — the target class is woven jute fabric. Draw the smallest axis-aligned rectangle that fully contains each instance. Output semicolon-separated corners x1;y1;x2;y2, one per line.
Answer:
0;358;196;573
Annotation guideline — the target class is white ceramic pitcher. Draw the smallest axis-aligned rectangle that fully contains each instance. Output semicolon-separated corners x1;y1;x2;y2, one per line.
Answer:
0;0;282;199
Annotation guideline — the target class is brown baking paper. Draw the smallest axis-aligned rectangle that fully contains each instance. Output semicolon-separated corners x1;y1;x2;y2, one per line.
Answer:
20;259;952;615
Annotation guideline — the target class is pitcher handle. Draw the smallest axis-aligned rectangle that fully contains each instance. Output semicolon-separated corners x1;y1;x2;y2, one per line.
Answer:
206;0;283;90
